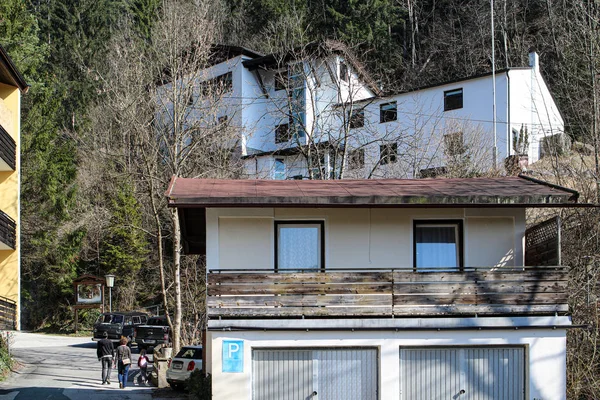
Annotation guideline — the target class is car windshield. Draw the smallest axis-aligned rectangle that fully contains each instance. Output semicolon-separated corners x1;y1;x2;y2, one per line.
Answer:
175;347;202;359
97;314;112;324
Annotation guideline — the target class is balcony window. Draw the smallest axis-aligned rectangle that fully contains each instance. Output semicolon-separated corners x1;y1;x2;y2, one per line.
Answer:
414;220;463;270
380;102;397;123
275;221;324;271
444;88;463;111
274;158;286;180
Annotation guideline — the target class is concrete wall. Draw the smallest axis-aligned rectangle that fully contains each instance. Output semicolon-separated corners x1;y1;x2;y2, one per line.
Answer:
0;82;20;328
207;328;566;400
206;207;525;271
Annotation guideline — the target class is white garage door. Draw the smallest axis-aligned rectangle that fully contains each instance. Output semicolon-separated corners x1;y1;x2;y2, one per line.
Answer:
400;346;525;400
253;348;378;400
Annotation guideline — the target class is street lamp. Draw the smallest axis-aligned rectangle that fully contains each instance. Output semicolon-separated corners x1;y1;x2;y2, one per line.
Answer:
105;274;115;312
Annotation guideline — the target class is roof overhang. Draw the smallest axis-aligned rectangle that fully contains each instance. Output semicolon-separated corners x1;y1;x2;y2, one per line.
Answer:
166;175;588;209
0;44;28;93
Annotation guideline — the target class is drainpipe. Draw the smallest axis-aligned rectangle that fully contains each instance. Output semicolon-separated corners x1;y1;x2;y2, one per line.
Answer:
507;71;511;157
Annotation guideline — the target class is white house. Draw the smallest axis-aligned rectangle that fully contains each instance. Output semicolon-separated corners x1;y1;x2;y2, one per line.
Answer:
176;43;565;180
167;175;582;400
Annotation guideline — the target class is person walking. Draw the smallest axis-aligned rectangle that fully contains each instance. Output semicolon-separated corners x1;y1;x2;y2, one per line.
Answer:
96;331;114;385
115;337;132;389
137;348;149;385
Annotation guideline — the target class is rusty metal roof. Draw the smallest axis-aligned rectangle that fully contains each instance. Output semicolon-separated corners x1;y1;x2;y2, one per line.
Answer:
166;175;582;208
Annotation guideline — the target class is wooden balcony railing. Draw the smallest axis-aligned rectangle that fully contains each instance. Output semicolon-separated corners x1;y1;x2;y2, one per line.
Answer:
0;210;16;250
0;295;16;330
207;267;568;318
0;124;16;171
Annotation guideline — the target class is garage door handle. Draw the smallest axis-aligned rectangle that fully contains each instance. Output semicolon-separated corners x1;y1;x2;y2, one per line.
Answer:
459;389;466;395
312;391;318;397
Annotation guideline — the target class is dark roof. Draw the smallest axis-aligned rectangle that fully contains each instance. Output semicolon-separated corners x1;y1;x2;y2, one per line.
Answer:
166;175;582;208
242;40;382;96
242;141;339;159
351;68;531;105
0;44;28;93
210;44;263;62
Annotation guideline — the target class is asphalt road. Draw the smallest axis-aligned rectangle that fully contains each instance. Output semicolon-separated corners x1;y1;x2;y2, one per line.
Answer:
0;332;184;400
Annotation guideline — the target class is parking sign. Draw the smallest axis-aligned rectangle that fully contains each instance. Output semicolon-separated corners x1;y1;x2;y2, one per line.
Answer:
222;340;244;372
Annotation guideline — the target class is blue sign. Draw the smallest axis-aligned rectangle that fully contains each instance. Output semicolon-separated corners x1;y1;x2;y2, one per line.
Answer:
222;340;244;373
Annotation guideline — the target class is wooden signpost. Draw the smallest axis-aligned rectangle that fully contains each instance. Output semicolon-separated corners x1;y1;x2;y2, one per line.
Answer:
73;274;106;333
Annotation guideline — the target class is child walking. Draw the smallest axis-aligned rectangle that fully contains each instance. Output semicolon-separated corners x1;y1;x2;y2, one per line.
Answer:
138;348;149;385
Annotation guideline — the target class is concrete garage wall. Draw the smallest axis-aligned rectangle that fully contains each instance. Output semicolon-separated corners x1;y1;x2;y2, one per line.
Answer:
209;207;525;271
207;329;566;400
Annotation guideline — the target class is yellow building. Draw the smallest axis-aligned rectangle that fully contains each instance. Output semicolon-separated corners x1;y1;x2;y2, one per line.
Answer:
0;44;28;330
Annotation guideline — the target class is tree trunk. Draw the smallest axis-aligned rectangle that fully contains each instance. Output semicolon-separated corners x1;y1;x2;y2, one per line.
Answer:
171;207;182;354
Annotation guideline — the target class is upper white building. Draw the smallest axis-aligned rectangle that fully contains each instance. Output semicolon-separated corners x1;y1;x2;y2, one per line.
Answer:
180;43;565;180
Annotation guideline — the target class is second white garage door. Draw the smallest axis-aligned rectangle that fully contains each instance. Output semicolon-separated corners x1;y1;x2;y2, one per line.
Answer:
253;348;378;400
400;346;525;400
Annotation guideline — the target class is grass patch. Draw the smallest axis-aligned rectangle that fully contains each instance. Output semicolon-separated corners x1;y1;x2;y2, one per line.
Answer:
0;333;14;381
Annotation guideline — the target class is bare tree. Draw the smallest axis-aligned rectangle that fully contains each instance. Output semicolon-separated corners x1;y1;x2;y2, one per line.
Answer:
85;0;242;353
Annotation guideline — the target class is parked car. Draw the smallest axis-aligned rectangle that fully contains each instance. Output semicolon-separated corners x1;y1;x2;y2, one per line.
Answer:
92;311;148;344
166;345;203;390
134;315;171;350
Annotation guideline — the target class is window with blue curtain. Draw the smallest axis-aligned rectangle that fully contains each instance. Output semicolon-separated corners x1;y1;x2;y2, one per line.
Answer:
414;221;462;270
276;222;323;270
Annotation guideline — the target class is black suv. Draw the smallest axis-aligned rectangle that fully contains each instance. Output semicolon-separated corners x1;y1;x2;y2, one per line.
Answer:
92;311;148;344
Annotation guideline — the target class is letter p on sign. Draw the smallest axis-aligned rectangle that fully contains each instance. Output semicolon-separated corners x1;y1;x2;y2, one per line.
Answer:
222;340;244;373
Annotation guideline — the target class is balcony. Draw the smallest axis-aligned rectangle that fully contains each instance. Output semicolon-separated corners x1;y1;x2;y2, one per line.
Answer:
0;210;16;249
207;267;568;319
0;295;16;330
0;124;15;171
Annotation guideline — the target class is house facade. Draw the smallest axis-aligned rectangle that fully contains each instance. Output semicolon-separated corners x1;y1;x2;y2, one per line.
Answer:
167;176;581;400
177;43;565;180
0;44;27;330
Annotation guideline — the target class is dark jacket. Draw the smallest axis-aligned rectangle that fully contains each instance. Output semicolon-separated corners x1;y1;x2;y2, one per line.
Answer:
97;338;115;359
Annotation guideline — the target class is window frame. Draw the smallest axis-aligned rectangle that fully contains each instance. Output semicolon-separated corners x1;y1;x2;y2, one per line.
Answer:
379;142;398;165
340;61;349;83
274;158;286;180
348;148;365;169
443;88;463;111
349;109;365;129
275;123;291;143
274;220;325;272
380;102;397;123
412;219;464;271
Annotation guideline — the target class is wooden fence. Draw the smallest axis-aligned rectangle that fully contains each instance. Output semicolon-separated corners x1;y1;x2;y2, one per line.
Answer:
0;296;16;330
207;267;568;318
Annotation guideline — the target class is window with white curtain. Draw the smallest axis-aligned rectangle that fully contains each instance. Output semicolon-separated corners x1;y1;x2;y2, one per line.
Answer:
414;221;462;270
276;222;323;271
